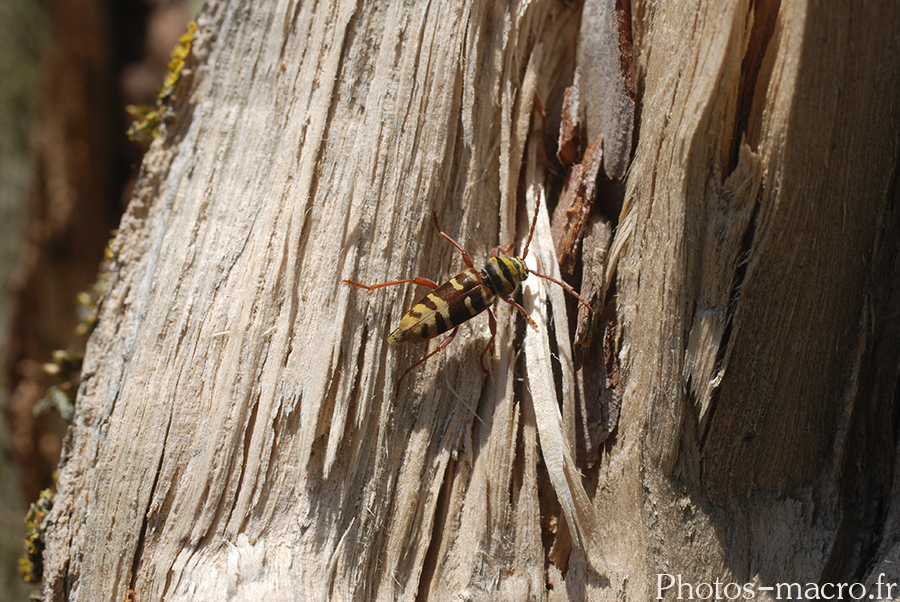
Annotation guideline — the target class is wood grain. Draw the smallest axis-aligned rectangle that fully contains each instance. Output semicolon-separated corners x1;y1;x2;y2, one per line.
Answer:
40;0;900;600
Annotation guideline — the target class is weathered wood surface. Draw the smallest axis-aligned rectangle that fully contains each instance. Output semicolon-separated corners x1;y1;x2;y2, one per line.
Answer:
605;0;900;597
41;0;900;601
43;0;590;600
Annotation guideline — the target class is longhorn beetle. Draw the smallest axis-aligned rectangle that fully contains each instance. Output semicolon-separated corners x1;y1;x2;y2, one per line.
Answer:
343;194;593;385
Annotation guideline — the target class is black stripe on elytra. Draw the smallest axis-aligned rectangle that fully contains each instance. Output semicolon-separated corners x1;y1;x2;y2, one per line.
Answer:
420;295;440;311
432;307;450;334
449;288;490;326
418;320;437;338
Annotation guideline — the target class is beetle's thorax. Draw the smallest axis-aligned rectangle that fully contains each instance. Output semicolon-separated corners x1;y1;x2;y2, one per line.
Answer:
482;256;529;296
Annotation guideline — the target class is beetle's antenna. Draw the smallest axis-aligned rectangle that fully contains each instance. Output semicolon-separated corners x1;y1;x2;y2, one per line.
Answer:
521;190;541;260
529;270;594;314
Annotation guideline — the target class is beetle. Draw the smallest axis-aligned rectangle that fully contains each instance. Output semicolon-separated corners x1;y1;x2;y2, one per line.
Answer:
343;194;593;385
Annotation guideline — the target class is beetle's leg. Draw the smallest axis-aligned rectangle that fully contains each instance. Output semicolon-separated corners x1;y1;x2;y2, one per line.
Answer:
478;308;497;374
489;242;516;258
499;294;538;330
343;277;440;291
397;327;460;386
432;212;475;269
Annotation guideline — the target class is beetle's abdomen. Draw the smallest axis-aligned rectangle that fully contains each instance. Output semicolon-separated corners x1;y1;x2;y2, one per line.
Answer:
390;268;494;344
483;256;529;296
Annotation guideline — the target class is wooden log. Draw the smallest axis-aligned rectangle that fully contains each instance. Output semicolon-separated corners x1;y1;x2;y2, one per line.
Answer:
40;0;900;600
605;0;900;597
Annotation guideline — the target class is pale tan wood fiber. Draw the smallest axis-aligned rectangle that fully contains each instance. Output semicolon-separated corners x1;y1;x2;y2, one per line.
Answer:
39;0;900;600
42;1;594;601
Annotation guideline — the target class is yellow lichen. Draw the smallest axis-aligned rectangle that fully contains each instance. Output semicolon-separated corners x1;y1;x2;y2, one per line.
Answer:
19;489;54;583
127;20;197;144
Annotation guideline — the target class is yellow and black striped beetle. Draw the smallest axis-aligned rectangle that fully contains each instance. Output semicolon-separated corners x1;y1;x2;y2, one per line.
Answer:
343;195;593;385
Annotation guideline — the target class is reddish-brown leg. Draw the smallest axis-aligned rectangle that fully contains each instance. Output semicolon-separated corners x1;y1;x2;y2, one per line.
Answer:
432;212;475;269
478;308;498;374
499;294;538;329
489;242;516;258
397;327;460;387
342;277;440;291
